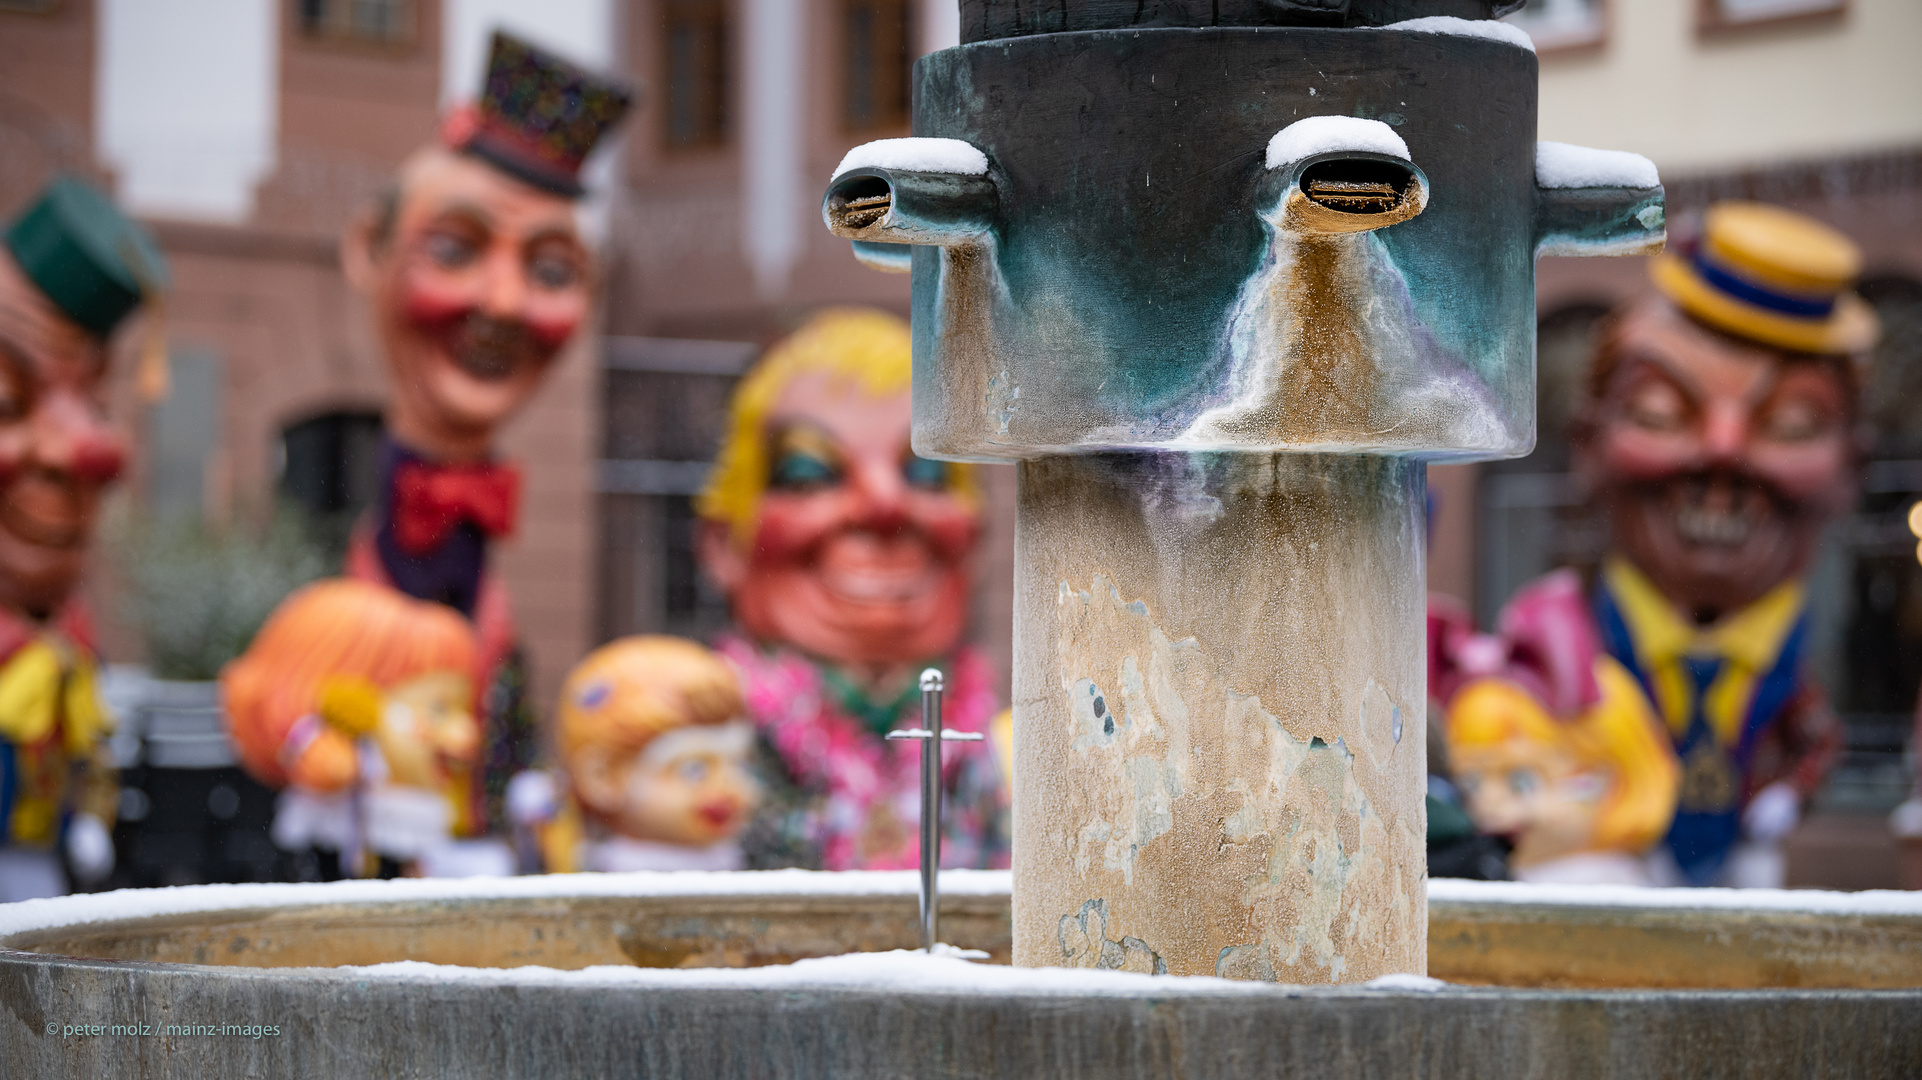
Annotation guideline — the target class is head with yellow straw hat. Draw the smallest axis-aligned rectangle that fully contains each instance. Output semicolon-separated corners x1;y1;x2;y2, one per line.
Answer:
1575;201;1878;623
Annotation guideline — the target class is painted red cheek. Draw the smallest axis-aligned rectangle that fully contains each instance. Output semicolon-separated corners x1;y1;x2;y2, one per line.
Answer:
521;301;585;349
400;274;479;329
73;434;125;484
1599;426;1699;480
914;505;981;559
750;496;846;562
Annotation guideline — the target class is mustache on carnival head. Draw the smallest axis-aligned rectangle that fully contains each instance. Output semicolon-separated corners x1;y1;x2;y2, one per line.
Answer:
440;313;544;383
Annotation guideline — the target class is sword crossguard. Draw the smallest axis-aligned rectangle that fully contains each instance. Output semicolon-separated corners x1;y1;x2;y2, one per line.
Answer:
886;728;985;742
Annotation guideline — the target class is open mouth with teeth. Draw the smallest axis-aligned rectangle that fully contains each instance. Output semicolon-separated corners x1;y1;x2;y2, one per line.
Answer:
1660;475;1779;549
818;560;940;605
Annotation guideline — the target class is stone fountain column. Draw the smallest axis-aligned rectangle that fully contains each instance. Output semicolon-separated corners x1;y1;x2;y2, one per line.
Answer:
824;3;1664;982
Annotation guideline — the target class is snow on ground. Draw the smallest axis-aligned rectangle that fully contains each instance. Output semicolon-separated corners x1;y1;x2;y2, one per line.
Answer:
833;138;988;179
1535;141;1660;189
1266;115;1410;169
1384;16;1536;53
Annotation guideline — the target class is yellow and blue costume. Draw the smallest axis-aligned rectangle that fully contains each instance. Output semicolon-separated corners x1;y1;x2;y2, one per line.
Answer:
1593;558;1837;884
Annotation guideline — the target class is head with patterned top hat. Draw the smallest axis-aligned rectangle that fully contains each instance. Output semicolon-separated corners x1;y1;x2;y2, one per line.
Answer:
0;176;165;618
1575;201;1878;624
343;30;632;464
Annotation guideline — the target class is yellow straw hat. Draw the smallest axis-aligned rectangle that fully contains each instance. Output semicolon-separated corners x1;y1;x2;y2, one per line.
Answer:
1651;201;1878;355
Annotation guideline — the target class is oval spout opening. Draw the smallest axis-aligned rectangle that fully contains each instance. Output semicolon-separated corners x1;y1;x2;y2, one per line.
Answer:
1282;155;1428;235
827;176;893;234
1300;159;1415;216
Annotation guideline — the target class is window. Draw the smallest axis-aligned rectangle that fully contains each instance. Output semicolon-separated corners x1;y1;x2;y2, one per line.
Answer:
664;0;730;149
147;350;225;522
843;0;913;132
597;336;756;643
1699;0;1846;34
296;0;416;47
1503;0;1606;53
279;410;384;555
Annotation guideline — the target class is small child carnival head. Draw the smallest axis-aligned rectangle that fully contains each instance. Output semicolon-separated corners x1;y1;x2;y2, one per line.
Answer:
1446;657;1678;871
223;579;481;790
557;635;760;847
694;308;983;667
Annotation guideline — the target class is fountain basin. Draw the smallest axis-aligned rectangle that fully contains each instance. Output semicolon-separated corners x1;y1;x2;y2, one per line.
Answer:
3;873;1920;1078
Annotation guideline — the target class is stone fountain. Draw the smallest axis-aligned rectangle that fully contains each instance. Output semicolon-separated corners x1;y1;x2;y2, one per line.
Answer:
821;0;1660;980
3;3;1919;1078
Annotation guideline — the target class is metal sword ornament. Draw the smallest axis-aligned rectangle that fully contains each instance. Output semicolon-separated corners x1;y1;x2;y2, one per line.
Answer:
886;667;983;951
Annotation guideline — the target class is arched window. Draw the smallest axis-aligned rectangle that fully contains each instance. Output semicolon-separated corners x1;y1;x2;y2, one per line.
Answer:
278;409;383;529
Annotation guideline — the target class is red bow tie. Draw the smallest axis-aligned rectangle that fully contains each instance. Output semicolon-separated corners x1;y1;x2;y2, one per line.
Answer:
391;460;521;555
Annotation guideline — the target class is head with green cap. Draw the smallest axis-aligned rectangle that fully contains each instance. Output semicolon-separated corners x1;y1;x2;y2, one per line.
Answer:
0;176;164;617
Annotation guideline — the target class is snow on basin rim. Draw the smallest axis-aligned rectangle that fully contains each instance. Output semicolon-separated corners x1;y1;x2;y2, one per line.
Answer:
834;137;988;180
325;953;1459;995
1266;115;1410;170
0;868;1013;940
1384;16;1535;53
1431;876;1922;915
1536;141;1661;190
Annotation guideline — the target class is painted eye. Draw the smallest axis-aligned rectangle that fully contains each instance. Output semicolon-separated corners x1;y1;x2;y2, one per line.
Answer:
1507;769;1541;797
1759;398;1828;442
1624;379;1687;433
528;252;581;290
423;231;479;269
902;455;949;490
678;758;710;784
771;450;841;490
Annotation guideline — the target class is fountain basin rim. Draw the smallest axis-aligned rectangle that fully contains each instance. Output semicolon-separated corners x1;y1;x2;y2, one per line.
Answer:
8;871;1922;947
11;947;1919;1004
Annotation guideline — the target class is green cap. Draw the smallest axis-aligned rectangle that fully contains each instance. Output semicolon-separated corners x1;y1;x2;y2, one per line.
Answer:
4;176;169;339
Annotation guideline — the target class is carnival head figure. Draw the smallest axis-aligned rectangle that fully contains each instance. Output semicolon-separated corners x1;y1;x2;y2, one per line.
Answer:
1575;202;1874;622
693;308;1007;873
224;580;482;872
556;636;759;860
341;32;630;465
696;308;981;670
0;177;165;899
1436;571;1679;884
0;179;163;619
1572;202;1876;886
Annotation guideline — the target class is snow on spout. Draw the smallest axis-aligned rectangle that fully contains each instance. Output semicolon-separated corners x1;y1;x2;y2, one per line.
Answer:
834;137;989;180
1266;116;1410;170
1535;141;1660;189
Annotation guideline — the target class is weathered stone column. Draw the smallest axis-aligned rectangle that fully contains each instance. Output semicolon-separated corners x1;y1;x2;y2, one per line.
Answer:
1014;453;1427;979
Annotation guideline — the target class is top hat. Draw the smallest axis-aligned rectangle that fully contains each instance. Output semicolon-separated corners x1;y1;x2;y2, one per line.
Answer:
1651;201;1878;355
4;176;168;339
444;32;633;199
